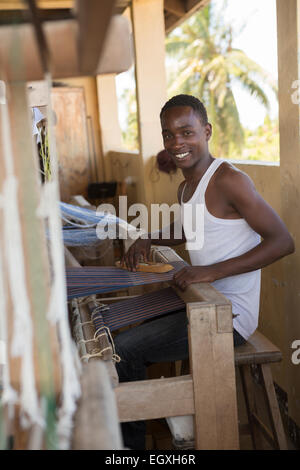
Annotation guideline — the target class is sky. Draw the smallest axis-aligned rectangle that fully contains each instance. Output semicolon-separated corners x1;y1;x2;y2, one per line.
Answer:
219;0;278;129
116;0;278;131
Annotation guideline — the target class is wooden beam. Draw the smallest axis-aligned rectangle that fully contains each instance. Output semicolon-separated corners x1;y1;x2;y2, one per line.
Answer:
164;0;186;17
276;0;300;427
116;375;195;422
0;16;132;81
72;361;123;449
76;0;117;75
131;0;168;207
165;0;210;33
153;246;231;305
0;0;73;8
188;302;239;449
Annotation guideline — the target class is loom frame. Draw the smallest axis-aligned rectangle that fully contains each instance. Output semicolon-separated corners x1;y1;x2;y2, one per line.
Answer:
70;245;239;450
114;246;239;450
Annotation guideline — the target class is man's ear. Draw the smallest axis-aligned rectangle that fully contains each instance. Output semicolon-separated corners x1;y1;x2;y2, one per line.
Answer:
205;123;212;141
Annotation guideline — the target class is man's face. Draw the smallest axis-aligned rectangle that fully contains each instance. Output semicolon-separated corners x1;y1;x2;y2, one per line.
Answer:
160;106;212;170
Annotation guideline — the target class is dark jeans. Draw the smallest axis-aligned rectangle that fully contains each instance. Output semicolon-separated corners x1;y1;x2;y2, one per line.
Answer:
114;309;245;450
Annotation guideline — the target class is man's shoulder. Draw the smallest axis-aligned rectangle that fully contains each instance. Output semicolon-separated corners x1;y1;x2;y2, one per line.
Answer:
215;160;254;192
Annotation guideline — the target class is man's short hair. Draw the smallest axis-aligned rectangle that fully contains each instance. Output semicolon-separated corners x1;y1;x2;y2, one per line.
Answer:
160;94;208;125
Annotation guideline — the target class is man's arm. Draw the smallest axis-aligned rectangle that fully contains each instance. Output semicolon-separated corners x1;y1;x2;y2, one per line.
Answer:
122;181;186;269
173;169;294;289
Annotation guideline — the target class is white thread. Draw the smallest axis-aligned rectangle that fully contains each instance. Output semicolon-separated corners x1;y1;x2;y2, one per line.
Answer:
37;73;81;450
0;90;43;429
0;212;17;407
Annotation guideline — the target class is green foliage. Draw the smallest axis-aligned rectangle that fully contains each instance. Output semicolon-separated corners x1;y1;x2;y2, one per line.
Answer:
166;0;278;158
120;85;139;151
38;123;52;181
229;116;279;162
119;0;279;162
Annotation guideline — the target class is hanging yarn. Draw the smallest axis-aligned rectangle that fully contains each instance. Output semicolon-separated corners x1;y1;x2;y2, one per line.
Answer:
40;73;82;450
60;202;134;242
0;202;18;410
1;92;43;428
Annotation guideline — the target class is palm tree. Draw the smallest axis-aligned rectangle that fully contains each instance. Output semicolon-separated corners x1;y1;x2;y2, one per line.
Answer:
166;1;277;156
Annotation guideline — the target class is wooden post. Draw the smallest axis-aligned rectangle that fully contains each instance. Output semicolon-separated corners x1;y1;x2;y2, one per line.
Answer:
0;78;61;448
131;0;168;207
97;74;123;182
76;0;117;75
187;303;239;449
276;0;300;427
72;361;123;450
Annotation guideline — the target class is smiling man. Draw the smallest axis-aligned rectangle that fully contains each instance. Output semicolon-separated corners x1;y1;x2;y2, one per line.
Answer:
117;94;294;449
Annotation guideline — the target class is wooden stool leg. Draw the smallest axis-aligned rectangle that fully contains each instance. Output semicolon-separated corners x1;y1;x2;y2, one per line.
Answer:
239;365;260;449
259;364;288;450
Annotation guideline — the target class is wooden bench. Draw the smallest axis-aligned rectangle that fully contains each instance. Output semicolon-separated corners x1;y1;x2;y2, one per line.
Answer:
235;330;288;450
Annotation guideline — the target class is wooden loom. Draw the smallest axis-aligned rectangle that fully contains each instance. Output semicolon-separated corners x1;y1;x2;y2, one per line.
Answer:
0;0;131;450
0;0;239;450
69;245;240;450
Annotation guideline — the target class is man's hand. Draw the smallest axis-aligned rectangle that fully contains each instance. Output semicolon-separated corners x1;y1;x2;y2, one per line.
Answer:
173;266;217;291
121;238;152;271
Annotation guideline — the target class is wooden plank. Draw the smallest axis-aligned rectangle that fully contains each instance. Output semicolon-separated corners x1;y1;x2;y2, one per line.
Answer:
51;87;89;202
116;375;194;422
276;0;300;426
188;304;217;449
235;331;282;366
188;303;239;450
5;81;61;394
165;0;210;33
76;0;116;75
251;413;277;449
0;16;132;82
97;15;133;74
153;246;231;305
260;364;288;449
238;365;259;449
164;0;186;17
0;78;60;448
131;0;167;207
0;0;73;8
72;361;123;449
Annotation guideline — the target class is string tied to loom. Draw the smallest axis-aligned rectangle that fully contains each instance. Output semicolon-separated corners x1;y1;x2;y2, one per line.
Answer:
94;325;121;363
91;304;110;319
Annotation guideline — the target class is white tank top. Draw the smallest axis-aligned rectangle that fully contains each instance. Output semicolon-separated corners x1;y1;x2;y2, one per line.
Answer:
181;158;261;340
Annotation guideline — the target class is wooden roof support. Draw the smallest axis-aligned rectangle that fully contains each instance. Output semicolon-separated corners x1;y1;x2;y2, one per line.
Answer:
25;0;50;73
165;0;210;33
0;16;133;81
0;0;73;8
75;0;117;75
164;0;186;18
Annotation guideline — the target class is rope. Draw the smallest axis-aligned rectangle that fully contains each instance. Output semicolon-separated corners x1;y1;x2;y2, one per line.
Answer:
79;324;121;364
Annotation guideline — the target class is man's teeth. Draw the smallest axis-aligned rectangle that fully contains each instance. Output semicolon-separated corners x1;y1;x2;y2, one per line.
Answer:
175;152;189;159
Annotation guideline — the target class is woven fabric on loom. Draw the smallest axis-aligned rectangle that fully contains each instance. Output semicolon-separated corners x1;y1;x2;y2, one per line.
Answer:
66;260;186;299
92;287;186;332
